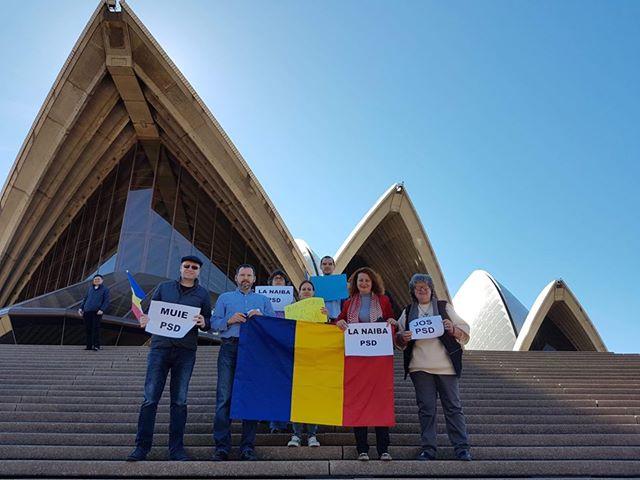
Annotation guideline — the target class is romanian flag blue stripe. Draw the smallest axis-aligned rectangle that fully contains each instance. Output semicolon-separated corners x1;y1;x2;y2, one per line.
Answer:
127;271;146;299
231;316;295;422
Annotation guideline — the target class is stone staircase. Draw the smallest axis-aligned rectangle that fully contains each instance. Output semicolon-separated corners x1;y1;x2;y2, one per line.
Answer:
0;345;639;478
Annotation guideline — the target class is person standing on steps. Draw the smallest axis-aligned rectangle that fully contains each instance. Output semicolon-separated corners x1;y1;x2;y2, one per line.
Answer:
126;255;211;462
395;273;472;462
211;264;275;462
334;267;396;462
78;274;110;351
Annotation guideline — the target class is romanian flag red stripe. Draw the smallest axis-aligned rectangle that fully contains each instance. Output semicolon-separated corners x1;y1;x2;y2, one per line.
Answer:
126;271;145;320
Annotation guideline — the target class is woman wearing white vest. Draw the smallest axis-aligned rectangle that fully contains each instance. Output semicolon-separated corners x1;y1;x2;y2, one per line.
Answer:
395;273;472;461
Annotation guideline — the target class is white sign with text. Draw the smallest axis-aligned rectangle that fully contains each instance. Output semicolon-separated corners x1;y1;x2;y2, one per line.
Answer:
409;315;444;340
344;322;393;356
255;286;295;312
146;300;201;338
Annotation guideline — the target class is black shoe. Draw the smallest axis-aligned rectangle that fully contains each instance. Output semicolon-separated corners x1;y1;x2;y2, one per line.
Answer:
240;449;258;461
169;450;189;461
416;450;435;461
96;346;103;350
126;447;148;462
84;347;92;351
456;450;472;461
92;347;99;351
212;450;229;461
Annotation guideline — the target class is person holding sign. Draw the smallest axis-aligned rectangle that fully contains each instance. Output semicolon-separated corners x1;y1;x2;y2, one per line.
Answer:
334;267;396;461
127;255;212;462
286;280;326;448
267;269;292;319
265;269;294;433
319;256;344;321
395;273;471;462
211;264;275;462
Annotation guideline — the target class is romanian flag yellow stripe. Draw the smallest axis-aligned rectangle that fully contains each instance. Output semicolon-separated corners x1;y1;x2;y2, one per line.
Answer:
290;321;344;426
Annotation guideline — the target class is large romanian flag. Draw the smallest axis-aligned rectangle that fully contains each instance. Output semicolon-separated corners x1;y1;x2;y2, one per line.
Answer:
230;315;395;427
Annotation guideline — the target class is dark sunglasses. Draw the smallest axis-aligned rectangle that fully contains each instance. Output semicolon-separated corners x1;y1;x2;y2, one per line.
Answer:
182;264;200;270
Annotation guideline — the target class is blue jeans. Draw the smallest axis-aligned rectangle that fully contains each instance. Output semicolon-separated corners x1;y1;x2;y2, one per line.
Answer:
213;339;258;454
293;423;318;437
269;420;288;432
135;347;196;456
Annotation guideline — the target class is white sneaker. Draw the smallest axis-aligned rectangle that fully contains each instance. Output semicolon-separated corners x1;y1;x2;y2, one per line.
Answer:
357;452;369;461
379;452;392;461
287;435;301;447
308;436;320;447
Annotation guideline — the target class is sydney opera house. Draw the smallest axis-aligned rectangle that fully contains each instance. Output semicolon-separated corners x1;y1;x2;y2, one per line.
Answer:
0;1;605;352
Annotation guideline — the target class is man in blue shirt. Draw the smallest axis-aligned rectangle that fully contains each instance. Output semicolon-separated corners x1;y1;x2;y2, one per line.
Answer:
211;263;275;461
320;256;342;320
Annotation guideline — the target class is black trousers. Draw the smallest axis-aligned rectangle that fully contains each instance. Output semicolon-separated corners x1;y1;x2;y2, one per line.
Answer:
353;426;390;455
83;311;102;349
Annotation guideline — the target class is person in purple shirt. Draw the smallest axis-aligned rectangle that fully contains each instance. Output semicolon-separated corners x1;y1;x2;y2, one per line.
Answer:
211;264;275;461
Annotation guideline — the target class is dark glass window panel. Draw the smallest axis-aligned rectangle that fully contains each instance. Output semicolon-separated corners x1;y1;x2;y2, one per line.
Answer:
167;232;192;280
151;149;179;226
194;187;215;288
116;189;153;274
0;331;16;344
10;316;63;345
130;144;154;190
43;229;68;294
68;203;94;284
60;317;86;345
30;259;45;298
170;155;198;244
228;227;248;289
144;149;179;276
56;216;81;290
194;187;215;259
530;317;578;351
116;327;150;346
102;151;134;267
145;217;173;277
84;168;118;277
212;212;231;279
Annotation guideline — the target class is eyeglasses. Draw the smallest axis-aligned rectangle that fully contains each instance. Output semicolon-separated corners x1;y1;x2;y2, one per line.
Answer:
414;286;431;292
182;264;200;270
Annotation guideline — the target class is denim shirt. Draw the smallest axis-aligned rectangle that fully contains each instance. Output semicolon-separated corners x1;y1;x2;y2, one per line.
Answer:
212;288;275;338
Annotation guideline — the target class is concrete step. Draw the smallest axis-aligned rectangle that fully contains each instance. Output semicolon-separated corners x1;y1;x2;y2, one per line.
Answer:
0;391;640;410
3;432;638;447
2;411;638;425
2;421;638;435
4;402;638;417
4;386;639;398
1;445;638;461
1;459;639;478
3;394;638;408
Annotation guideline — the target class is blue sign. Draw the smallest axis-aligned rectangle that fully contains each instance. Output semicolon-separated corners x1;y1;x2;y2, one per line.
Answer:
310;274;348;302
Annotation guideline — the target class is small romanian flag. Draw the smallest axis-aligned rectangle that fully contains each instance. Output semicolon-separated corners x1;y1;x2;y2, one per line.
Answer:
126;271;145;320
230;316;395;427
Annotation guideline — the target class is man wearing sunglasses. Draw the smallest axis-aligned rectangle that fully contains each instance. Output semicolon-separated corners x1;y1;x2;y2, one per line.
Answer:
127;255;212;462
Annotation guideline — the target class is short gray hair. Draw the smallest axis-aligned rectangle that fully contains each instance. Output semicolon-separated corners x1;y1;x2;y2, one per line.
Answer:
409;273;435;300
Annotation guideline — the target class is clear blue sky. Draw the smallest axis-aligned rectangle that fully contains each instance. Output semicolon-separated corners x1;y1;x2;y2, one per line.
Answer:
1;1;638;352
